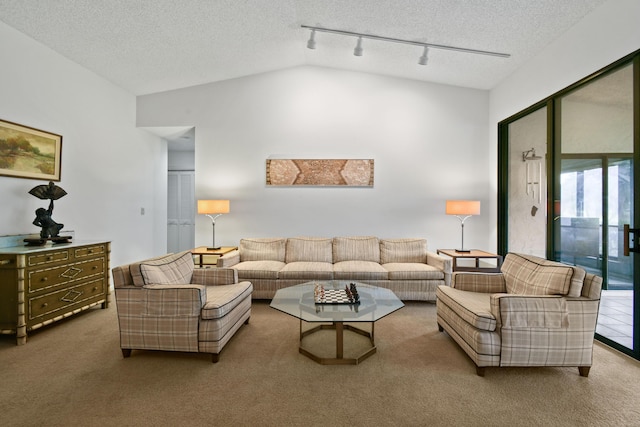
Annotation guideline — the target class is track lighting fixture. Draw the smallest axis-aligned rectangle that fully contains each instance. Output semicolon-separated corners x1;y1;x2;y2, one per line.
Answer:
302;25;510;65
307;29;316;50
418;46;429;65
354;36;363;57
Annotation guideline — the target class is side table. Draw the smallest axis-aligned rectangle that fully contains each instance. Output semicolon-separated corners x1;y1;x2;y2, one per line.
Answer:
436;249;503;273
191;246;238;267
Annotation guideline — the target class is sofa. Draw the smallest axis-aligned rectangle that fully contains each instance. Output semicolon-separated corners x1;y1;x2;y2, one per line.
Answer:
436;252;603;376
217;236;451;300
112;251;253;362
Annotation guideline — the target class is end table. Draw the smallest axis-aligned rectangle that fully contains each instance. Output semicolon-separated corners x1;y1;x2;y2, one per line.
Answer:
436;249;503;273
191;246;237;267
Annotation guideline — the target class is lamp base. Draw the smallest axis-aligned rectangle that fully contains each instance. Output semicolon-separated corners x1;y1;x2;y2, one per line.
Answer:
207;246;222;251
455;249;471;253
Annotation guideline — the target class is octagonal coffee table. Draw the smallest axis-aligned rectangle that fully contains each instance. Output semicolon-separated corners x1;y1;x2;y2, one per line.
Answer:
270;281;404;365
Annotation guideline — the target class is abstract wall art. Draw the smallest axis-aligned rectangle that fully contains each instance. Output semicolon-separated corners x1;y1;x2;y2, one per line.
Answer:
266;159;374;187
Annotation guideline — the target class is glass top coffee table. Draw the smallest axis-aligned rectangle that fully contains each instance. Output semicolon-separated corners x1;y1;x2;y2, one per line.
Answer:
270;281;404;365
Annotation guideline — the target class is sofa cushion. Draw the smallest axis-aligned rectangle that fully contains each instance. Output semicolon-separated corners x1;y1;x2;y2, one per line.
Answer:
383;263;444;280
239;238;286;262
138;251;194;286
279;262;334;280
380;238;427;264
233;260;286;280
285;237;333;263
436;285;496;332
128;253;176;287
201;281;253;320
333;236;380;263
333;260;388;280
501;253;583;296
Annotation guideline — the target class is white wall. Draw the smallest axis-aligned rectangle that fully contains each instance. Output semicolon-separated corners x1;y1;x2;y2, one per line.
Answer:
138;66;491;251
489;0;640;246
0;21;168;269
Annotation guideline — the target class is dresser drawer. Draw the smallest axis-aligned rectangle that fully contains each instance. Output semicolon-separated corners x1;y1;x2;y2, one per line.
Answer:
28;278;106;320
27;250;70;267
28;257;105;293
75;244;106;258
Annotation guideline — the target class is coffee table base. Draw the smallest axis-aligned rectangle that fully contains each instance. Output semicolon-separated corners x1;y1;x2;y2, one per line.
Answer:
299;321;376;365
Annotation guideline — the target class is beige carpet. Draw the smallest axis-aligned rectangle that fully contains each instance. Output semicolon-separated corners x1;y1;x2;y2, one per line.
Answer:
1;301;638;427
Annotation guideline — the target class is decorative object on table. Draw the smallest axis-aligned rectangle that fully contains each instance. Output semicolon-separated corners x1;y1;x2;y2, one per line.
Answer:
266;159;374;186
25;181;71;245
0;118;62;181
314;283;360;305
197;199;229;250
445;200;480;253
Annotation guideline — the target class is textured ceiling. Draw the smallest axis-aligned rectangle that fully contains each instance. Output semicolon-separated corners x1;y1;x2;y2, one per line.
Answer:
0;0;608;96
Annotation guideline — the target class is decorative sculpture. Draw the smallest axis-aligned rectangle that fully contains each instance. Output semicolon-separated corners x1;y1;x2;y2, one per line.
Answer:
26;181;71;245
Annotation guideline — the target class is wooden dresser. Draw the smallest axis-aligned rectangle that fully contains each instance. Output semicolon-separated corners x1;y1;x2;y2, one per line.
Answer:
0;240;110;345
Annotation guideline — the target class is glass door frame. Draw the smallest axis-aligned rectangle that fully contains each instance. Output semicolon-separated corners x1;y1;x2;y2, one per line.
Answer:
498;49;640;360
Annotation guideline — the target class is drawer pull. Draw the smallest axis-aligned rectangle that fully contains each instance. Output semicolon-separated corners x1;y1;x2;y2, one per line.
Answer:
41;277;48;282
92;266;98;270
93;286;98;291
42;302;48;308
47;256;53;260
88;249;93;253
0;259;12;265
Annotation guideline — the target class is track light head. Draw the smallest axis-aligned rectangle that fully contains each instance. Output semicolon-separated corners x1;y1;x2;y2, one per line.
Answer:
354;36;363;57
307;29;316;49
418;46;429;65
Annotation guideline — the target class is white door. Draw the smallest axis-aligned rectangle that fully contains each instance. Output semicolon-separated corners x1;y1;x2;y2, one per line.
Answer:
167;171;195;252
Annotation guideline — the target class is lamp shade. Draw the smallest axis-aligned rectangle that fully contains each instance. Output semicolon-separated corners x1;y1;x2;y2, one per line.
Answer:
197;200;230;215
446;200;480;216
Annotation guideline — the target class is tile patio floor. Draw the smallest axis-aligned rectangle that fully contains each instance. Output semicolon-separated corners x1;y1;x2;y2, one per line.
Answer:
597;290;634;350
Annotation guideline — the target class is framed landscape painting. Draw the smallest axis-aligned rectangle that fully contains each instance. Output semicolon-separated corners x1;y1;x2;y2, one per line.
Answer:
0;119;62;181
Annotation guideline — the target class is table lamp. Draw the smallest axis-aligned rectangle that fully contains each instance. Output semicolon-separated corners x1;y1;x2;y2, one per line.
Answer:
197;199;230;250
446;200;480;253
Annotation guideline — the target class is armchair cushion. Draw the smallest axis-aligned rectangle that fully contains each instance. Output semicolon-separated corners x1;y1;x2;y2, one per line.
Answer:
437;286;496;331
139;251;194;286
501;253;583;296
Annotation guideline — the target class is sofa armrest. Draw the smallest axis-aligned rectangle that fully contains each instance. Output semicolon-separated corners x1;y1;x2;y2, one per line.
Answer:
217;250;240;267
490;294;568;329
452;272;506;293
141;284;207;315
191;267;238;286
426;251;452;285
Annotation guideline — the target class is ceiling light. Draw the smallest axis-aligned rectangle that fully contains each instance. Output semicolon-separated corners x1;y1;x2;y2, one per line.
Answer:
307;29;316;50
301;25;510;65
418;46;429;65
354;36;363;57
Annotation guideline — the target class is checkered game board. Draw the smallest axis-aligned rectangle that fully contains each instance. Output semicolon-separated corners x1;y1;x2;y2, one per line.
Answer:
314;289;359;305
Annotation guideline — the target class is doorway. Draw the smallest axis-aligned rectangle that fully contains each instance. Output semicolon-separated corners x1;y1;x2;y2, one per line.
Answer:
499;53;639;360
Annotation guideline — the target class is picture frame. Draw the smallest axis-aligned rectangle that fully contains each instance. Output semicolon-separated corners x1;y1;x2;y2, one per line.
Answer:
0;119;62;181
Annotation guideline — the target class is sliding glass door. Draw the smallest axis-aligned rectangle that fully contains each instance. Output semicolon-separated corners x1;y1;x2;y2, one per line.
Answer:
556;63;635;353
499;53;639;360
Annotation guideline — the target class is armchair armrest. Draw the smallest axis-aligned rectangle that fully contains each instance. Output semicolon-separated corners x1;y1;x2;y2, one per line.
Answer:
217;250;240;267
141;284;207;316
191;267;238;285
426;251;452;285
490;294;568;329
452;272;506;293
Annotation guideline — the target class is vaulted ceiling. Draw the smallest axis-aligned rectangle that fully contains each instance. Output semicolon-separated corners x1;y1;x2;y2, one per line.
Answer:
0;0;608;96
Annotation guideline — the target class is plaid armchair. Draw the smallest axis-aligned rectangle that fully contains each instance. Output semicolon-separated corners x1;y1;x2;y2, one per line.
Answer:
436;253;602;376
112;251;252;362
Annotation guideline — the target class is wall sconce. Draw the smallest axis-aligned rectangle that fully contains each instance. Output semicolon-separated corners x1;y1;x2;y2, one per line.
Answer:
197;199;230;250
446;200;481;253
